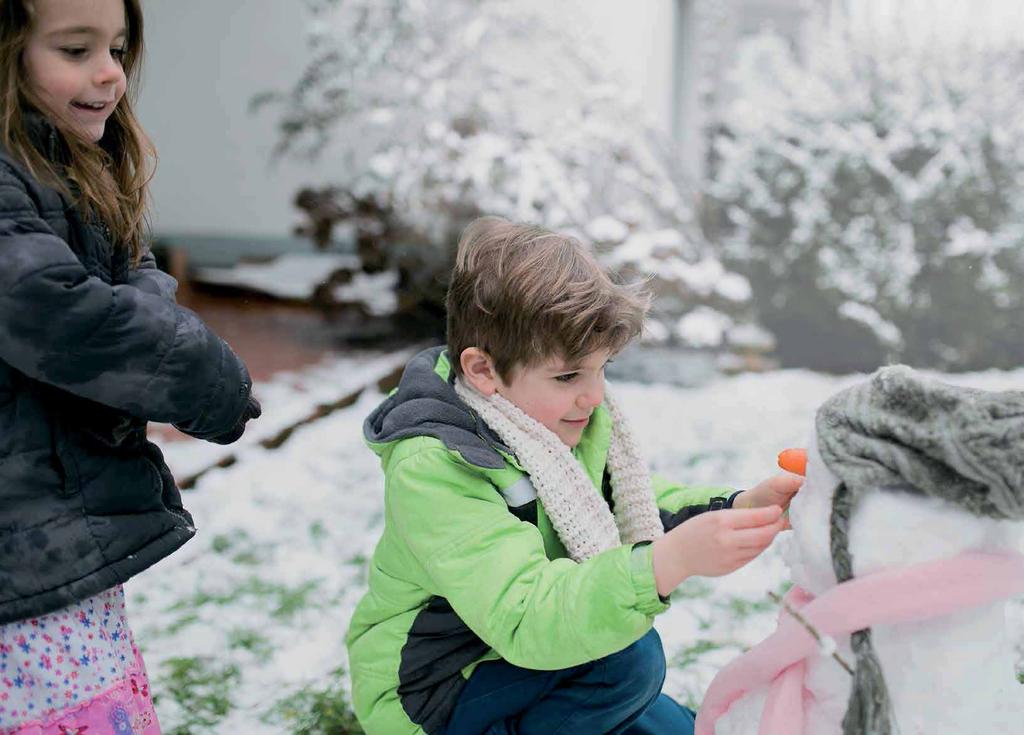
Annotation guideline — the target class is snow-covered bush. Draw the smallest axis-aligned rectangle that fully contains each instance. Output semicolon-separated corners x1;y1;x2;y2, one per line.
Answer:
260;0;754;345
706;16;1024;371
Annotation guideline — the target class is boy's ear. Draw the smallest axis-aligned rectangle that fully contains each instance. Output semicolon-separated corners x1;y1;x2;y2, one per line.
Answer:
460;347;499;396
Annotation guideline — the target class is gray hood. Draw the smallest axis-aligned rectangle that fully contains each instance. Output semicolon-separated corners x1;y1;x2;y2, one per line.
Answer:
363;346;512;470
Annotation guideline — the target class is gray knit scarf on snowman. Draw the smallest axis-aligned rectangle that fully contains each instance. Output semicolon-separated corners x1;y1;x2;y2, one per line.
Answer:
816;365;1024;735
454;377;664;561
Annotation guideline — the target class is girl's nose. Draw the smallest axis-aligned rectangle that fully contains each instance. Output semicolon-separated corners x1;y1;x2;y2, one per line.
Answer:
94;56;124;86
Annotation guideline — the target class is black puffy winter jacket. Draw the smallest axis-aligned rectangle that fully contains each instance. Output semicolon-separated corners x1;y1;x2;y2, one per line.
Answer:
0;121;252;623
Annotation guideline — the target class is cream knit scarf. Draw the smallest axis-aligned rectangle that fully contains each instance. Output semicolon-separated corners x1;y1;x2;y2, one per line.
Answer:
454;377;664;562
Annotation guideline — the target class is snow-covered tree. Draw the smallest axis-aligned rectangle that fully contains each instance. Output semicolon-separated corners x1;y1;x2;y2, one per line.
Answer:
260;0;755;346
706;11;1024;371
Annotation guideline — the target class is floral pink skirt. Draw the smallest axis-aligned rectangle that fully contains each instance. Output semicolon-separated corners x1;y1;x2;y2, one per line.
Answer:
0;586;160;734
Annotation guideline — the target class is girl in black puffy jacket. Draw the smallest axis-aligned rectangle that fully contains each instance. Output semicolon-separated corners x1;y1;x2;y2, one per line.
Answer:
0;0;259;731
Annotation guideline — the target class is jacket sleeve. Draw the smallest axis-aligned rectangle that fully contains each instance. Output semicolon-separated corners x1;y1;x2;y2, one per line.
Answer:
386;445;669;671
653;474;741;532
126;246;179;301
0;166;249;434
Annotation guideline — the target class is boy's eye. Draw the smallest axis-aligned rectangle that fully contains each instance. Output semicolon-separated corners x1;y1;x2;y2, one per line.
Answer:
555;373;579;383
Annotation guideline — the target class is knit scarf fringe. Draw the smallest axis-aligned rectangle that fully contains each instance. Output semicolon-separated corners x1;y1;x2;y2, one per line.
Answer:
454;378;664;562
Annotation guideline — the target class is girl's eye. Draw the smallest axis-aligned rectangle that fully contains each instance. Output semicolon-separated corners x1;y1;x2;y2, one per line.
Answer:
60;47;87;58
111;47;126;62
555;373;578;383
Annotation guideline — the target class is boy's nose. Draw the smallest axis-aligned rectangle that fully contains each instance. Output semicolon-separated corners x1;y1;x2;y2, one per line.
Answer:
577;382;605;410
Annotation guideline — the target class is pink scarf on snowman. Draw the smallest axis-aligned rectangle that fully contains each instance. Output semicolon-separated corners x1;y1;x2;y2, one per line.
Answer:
695;551;1024;735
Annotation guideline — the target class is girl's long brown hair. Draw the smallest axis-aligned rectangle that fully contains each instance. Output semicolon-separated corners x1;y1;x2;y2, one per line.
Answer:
0;0;154;263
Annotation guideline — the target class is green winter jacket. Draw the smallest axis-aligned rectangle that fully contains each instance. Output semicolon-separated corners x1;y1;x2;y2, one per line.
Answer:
346;347;735;734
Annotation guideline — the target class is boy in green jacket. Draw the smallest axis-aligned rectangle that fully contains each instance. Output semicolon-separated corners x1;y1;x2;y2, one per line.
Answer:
347;217;800;734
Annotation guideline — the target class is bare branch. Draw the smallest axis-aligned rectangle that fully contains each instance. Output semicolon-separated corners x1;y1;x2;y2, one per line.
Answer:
769;590;854;676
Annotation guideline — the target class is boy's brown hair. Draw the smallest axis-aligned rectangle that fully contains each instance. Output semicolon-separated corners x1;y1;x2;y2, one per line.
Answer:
447;216;649;380
0;0;154;263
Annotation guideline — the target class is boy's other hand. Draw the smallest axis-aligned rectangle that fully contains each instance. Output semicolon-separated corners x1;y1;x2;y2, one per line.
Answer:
652;505;786;596
732;474;802;517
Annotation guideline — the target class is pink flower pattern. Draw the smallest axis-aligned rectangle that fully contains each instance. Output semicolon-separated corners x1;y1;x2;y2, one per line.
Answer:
0;587;160;734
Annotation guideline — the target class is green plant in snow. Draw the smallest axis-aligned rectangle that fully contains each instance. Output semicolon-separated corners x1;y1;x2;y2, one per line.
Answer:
264;666;364;734
671;639;726;670
168;577;323;620
156;656;241;734
227;628;274;662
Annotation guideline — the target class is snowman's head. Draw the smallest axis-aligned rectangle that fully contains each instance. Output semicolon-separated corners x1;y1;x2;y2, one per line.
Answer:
781;367;1024;596
781;426;1024;595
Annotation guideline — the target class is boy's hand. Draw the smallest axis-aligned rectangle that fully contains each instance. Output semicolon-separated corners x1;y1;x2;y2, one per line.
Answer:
732;474;802;516
652;505;786;596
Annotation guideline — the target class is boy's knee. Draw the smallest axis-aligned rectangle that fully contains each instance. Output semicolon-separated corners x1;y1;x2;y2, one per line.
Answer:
603;628;666;702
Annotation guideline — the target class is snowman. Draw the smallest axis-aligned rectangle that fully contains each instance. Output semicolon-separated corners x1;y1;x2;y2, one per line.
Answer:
696;366;1024;735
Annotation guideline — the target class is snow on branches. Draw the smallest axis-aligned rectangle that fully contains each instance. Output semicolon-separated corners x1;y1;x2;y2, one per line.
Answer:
259;0;753;346
706;11;1024;371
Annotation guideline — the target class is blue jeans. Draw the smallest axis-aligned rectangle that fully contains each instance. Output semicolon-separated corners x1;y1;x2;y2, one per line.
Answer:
442;628;697;734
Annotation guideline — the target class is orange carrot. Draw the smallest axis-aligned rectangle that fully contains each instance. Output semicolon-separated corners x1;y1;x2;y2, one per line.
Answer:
777;448;807;476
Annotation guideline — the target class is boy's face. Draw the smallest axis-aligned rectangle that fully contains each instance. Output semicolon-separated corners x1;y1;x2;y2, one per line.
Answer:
494;349;612;448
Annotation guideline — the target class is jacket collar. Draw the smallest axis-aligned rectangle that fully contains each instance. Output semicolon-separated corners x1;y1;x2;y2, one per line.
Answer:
22;109;68;166
363;346;515;470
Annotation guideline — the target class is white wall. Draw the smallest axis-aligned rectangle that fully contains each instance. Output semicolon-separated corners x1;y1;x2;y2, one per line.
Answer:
136;0;678;239
567;0;676;133
137;1;1023;239
137;0;335;238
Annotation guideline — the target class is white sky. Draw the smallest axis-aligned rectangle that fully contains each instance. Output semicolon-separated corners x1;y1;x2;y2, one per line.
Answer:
840;0;1024;44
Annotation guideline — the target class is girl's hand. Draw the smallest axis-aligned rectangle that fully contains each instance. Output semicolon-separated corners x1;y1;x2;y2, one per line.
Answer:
207;395;262;445
732;474;802;514
652;505;786;595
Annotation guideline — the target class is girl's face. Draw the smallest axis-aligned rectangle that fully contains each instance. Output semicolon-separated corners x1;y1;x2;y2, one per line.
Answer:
22;0;128;142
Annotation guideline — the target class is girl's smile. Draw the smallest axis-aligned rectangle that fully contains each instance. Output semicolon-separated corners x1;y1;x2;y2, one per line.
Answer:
23;0;128;143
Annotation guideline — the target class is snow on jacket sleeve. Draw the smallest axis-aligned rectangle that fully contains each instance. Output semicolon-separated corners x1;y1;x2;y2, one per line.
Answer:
385;443;669;671
0;166;249;435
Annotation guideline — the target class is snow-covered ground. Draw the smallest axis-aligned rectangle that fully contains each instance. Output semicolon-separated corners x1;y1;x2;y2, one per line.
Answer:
130;354;1024;732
